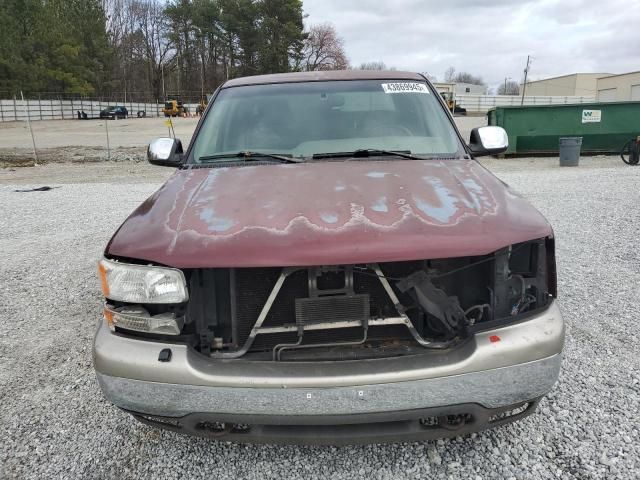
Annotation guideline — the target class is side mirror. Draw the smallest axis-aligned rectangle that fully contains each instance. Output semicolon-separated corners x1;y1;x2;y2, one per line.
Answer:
147;137;184;167
468;126;508;157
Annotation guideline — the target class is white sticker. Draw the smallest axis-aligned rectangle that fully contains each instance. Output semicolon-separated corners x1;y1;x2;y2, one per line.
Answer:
582;109;601;123
381;82;429;94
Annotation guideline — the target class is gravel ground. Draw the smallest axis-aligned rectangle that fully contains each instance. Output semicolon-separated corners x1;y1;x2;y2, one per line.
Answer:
1;156;639;479
0;117;198;166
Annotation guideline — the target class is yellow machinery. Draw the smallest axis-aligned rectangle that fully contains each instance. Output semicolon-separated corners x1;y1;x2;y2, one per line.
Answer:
162;100;189;117
195;99;208;116
440;92;467;115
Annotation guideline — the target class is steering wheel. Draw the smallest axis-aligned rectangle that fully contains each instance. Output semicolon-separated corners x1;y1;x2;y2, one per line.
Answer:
366;124;414;137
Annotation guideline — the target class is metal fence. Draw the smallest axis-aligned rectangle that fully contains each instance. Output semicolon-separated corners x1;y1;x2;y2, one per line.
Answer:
0;98;203;122
0;95;599;121
456;95;597;114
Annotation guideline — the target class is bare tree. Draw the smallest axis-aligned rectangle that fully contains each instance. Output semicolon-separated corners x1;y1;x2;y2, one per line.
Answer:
421;72;437;82
357;61;395;71
453;71;485;85
444;66;455;82
130;0;174;100
302;23;348;71
497;80;520;95
104;0;137;97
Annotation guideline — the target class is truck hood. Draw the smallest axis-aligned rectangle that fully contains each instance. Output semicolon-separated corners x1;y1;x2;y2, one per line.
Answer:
106;159;552;268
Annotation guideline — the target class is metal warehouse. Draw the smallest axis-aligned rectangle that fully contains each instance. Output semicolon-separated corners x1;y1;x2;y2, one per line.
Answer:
596;71;640;102
520;73;611;96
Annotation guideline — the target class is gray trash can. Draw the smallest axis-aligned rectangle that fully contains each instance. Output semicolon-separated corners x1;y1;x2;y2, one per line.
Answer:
559;137;582;167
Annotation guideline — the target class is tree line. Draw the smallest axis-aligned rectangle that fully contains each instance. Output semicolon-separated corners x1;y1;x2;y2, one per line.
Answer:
0;0;352;101
0;0;112;98
0;0;497;101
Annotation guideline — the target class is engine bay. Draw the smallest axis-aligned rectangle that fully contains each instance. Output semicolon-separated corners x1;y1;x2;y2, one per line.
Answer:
106;237;555;361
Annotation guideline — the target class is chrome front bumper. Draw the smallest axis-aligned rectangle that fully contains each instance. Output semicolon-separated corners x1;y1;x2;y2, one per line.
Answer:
94;301;564;434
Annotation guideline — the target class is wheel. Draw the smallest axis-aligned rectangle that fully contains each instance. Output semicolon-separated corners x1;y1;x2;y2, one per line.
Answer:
620;139;640;165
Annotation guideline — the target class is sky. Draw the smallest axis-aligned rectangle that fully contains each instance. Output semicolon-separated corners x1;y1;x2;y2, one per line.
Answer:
302;0;640;90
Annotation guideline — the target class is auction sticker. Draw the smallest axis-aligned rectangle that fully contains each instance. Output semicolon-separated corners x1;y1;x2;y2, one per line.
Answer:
381;83;429;94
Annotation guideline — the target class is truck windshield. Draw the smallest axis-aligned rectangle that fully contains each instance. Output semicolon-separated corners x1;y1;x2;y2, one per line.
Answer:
190;80;463;162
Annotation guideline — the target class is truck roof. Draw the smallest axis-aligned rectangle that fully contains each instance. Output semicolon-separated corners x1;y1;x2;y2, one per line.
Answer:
222;70;425;88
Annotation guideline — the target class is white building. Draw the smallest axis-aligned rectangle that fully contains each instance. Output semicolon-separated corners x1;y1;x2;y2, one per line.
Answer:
520;73;611;96
454;83;487;95
433;82;487;96
596;71;640;102
432;82;455;95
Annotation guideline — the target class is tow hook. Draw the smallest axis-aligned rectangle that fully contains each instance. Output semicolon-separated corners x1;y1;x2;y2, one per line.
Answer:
195;421;233;437
438;414;472;431
195;422;251;437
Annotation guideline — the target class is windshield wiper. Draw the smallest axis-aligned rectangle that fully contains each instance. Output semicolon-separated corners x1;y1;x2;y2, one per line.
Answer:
198;151;303;164
312;149;419;160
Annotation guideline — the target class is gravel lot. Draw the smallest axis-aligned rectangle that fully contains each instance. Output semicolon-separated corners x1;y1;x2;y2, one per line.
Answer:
0;117;199;166
1;154;638;479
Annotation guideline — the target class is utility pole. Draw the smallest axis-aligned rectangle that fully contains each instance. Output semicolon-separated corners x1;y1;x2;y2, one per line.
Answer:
161;63;166;101
21;91;38;165
201;58;205;102
177;51;181;97
123;62;127;103
521;55;531;106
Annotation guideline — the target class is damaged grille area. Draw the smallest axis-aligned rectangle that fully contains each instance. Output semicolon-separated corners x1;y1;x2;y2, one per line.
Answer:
230;266;406;353
296;294;370;326
177;238;553;360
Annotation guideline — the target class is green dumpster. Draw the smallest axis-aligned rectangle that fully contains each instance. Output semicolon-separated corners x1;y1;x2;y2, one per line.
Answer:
487;101;640;155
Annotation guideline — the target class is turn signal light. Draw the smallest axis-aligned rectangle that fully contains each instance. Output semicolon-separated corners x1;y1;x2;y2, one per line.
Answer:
104;304;183;335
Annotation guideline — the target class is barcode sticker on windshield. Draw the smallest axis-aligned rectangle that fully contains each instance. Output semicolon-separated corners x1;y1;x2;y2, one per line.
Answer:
381;83;429;94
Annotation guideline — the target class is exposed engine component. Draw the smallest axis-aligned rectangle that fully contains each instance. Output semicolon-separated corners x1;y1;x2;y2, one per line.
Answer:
396;270;468;336
273;267;373;360
507;274;538;316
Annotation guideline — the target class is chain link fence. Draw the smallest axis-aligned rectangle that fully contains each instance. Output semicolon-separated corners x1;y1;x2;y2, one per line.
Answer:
0;91;208;122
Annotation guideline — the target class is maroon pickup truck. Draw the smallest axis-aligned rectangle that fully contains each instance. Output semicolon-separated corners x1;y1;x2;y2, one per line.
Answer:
94;70;564;444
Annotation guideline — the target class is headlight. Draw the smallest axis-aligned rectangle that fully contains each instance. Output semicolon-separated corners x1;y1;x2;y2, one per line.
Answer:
98;258;188;304
103;305;184;335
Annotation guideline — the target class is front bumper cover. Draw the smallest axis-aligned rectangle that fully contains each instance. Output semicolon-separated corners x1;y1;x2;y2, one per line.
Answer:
93;301;564;443
126;398;543;445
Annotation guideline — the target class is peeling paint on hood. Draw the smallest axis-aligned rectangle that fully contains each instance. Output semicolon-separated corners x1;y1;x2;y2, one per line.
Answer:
106;159;553;268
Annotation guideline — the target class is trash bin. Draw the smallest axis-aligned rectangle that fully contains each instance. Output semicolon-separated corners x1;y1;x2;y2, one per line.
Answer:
559;137;582;166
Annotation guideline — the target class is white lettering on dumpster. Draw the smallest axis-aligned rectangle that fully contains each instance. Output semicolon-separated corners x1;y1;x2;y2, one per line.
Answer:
582;109;601;123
